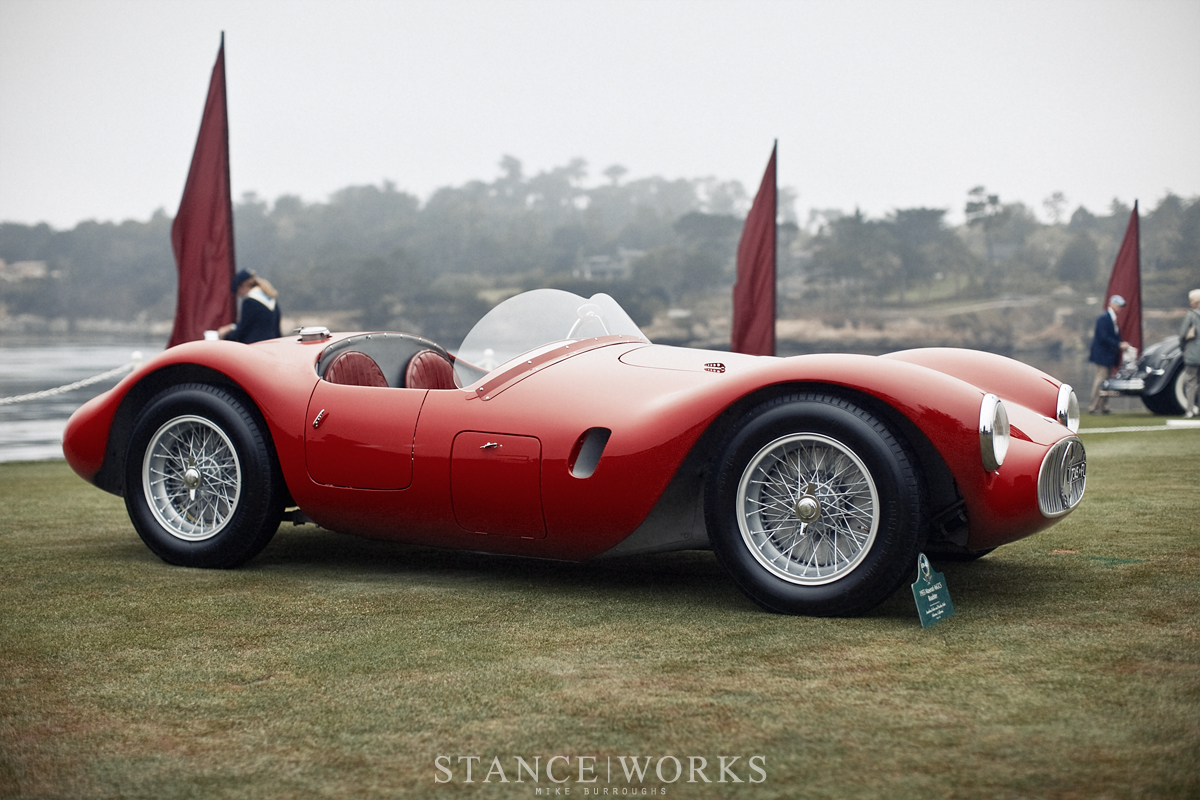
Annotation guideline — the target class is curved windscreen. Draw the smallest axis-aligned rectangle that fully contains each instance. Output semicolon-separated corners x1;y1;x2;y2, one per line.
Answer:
454;289;646;387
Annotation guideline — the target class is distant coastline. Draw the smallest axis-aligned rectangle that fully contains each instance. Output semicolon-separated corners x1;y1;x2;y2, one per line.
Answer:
1;297;1186;360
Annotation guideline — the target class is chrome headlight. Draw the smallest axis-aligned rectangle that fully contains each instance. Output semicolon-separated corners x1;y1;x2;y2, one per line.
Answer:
979;393;1010;471
1056;383;1080;433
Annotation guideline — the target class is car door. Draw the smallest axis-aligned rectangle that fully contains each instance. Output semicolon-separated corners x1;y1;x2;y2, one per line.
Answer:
305;382;426;490
450;431;546;538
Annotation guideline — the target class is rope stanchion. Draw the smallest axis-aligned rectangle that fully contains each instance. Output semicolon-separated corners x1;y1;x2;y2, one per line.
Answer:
0;352;144;406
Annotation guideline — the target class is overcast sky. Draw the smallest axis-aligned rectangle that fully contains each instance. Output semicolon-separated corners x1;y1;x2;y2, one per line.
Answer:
2;0;1198;231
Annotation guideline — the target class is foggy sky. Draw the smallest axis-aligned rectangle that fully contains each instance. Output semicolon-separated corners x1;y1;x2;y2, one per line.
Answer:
1;0;1198;230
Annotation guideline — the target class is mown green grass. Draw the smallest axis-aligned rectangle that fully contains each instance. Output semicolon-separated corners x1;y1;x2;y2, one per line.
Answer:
2;417;1197;799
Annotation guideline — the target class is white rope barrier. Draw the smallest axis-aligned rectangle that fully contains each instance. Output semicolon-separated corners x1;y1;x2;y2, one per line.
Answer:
0;352;143;406
1081;421;1200;434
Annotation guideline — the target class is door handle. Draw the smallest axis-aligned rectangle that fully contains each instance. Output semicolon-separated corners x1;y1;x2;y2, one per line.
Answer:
312;409;327;429
480;442;500;450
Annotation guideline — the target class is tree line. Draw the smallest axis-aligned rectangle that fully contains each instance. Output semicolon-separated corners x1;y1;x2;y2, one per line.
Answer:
1;157;1197;346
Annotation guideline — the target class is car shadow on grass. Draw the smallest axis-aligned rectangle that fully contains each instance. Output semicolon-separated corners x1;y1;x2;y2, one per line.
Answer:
250;523;753;614
90;521;1070;620
243;525;1070;621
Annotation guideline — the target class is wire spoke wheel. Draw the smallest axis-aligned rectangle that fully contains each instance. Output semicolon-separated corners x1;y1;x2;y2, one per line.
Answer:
125;384;282;568
143;415;242;542
737;433;879;585
706;393;925;616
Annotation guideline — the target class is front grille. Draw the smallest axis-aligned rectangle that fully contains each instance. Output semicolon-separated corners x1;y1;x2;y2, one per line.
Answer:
1038;436;1087;518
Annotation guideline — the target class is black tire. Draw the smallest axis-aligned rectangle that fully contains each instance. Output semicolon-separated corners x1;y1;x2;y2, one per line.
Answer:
124;383;283;568
705;393;926;616
1141;365;1187;415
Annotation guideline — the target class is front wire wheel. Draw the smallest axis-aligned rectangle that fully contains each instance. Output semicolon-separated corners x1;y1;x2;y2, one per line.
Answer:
143;414;242;542
706;393;926;616
737;433;880;585
125;384;283;568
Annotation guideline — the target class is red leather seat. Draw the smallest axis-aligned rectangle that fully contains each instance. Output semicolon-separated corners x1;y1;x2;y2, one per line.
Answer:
405;349;457;390
324;351;388;387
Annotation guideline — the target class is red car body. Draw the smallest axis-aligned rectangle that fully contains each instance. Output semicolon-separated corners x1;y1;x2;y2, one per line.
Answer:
63;291;1086;615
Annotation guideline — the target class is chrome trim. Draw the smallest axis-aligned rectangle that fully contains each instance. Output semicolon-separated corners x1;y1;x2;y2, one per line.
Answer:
979;394;1009;472
1103;378;1145;392
1056;383;1080;433
1038;436;1086;517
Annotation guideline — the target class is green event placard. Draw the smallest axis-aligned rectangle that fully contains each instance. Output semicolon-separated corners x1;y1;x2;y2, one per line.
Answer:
912;553;955;628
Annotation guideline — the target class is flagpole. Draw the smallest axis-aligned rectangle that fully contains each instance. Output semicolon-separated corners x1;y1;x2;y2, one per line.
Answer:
772;139;777;355
221;32;237;283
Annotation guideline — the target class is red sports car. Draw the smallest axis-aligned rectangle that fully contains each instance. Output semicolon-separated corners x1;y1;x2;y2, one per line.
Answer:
63;289;1086;616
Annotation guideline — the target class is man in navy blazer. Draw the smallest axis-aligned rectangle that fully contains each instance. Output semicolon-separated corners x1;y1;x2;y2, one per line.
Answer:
1088;295;1129;414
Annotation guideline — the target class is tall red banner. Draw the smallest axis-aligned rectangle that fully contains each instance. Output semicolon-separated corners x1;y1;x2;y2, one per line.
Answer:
167;35;236;348
1105;202;1141;355
731;143;777;356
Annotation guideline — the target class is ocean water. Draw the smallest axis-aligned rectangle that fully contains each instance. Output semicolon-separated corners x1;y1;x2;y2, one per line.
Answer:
0;342;160;463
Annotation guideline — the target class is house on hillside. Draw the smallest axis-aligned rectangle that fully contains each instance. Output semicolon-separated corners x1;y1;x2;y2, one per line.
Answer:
573;248;644;281
0;260;49;282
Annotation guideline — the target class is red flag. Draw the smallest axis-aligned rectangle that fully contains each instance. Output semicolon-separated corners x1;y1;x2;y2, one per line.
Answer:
732;143;777;356
167;35;236;348
1105;201;1141;355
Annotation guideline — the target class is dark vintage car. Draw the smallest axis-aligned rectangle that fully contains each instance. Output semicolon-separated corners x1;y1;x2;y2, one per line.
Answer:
63;289;1087;617
1102;336;1188;415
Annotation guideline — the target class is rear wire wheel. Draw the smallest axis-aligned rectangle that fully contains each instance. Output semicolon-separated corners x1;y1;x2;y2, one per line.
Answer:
124;383;283;568
706;393;926;616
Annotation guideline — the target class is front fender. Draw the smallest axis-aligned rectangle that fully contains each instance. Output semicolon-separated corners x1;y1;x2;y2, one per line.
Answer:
64;338;324;497
617;346;1075;551
881;347;1064;419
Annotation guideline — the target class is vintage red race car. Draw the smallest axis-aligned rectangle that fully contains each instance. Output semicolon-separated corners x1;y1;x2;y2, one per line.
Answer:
63;289;1086;616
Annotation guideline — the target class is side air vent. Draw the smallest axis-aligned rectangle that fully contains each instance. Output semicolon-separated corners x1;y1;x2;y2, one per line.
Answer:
569;428;612;479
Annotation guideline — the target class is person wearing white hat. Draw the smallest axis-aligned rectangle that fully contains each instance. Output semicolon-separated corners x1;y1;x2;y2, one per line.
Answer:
1087;295;1131;414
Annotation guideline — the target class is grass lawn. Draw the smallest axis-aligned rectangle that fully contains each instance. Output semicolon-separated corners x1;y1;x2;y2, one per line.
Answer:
1;413;1197;799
